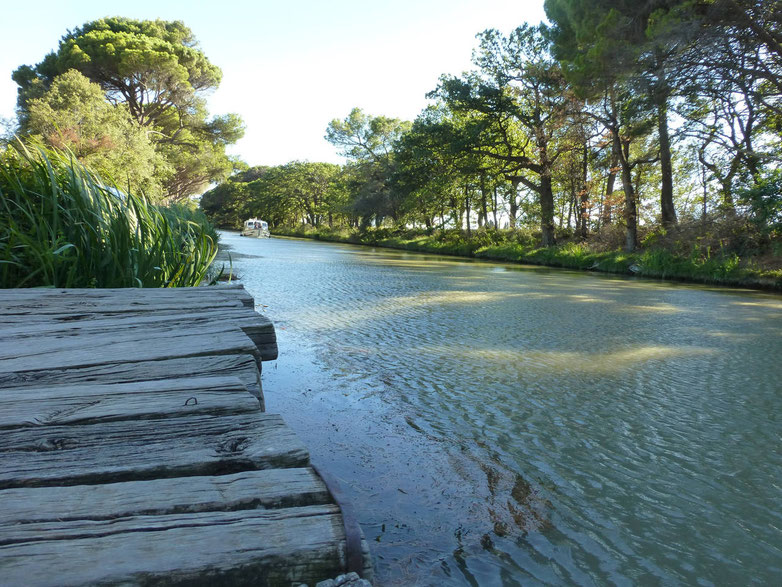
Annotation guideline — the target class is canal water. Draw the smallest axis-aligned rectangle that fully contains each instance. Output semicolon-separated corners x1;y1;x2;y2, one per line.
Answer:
219;232;781;586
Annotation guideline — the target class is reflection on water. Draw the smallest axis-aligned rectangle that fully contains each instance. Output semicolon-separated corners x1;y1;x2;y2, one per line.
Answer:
220;232;782;586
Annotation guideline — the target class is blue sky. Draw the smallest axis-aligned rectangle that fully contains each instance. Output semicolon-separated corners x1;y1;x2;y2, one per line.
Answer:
1;0;546;165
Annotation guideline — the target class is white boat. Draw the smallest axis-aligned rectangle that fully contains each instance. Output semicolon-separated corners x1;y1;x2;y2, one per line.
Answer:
241;218;270;238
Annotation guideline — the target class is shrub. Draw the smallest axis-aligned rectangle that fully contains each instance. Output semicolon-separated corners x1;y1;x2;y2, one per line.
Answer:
739;170;782;235
0;144;218;288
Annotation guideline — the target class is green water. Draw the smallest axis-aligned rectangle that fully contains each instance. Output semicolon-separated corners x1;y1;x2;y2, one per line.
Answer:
222;232;782;586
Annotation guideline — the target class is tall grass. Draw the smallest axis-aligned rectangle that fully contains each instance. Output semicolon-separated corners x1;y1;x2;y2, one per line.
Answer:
0;144;218;288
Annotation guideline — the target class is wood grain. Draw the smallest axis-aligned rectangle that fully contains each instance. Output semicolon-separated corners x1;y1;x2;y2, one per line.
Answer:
0;412;309;488
0;469;330;526
0;325;261;373
0;505;346;586
0;353;264;402
0;285;371;582
0;375;261;429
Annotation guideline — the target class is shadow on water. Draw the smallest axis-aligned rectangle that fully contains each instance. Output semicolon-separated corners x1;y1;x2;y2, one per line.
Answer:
219;231;782;586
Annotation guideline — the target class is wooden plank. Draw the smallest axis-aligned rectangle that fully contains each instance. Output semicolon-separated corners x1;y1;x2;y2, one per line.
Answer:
0;324;260;373
0;376;260;429
0;412;309;488
0;308;278;362
0;307;274;336
0;285;256;314
0;284;254;302
0;469;330;526
0;353;265;404
0;304;243;325
0;505;346;586
0;296;246;316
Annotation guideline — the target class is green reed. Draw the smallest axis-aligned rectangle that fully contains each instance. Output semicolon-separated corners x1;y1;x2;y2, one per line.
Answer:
0;144;218;288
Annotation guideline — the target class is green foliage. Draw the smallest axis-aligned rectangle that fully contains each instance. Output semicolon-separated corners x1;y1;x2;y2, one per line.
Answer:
12;17;243;203
325;108;411;163
201;161;348;229
738;169;782;234
14;18;222;127
194;1;779;282
325;108;412;225
0;144;218;288
23;70;163;199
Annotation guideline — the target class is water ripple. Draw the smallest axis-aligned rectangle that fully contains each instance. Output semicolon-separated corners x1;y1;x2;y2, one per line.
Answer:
222;234;782;586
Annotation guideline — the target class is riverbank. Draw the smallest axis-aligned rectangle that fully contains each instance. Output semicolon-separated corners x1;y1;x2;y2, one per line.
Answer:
271;224;782;291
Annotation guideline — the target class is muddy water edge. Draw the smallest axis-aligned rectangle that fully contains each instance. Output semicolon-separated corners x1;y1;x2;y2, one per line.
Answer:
218;232;782;586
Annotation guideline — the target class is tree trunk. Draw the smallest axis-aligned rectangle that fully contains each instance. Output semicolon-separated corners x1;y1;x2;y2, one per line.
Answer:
614;135;638;252
566;191;574;230
450;196;460;227
479;175;489;228
579;142;589;240
540;175;556;247
465;190;472;238
657;97;677;226
603;149;618;226
507;177;520;228
492;186;499;228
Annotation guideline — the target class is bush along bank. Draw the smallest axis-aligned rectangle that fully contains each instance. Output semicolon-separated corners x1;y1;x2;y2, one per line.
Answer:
0;144;220;288
271;223;782;291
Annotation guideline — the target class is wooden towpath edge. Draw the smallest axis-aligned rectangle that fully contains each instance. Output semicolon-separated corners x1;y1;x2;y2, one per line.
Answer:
0;284;372;586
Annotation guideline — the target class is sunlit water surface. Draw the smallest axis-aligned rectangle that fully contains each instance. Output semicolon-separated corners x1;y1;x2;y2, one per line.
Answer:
220;232;781;586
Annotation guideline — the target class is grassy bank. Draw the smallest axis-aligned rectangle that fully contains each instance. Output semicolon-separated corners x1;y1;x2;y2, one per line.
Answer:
272;224;782;291
0;145;219;288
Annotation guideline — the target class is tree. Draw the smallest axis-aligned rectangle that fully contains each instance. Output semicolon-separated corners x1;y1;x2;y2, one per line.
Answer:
23;70;162;197
13;18;243;202
276;161;344;227
545;0;686;229
326;108;410;164
689;0;782;103
392;105;473;229
647;0;782;218
435;25;571;246
325;108;411;226
545;2;668;250
201;162;349;230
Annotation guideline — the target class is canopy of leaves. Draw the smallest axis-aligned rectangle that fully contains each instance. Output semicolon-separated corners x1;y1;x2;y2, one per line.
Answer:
23;70;162;197
325;108;411;165
13;17;221;128
200;161;347;229
12;17;243;203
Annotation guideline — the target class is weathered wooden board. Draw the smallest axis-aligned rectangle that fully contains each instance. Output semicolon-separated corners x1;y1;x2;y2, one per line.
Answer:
0;324;261;373
0;284;256;311
0;353;265;404
0;308;278;361
0;304;238;324
0;469;330;526
0;375;260;429
0;286;372;583
0;295;247;316
0;307;273;335
0;283;254;307
0;505;346;586
0;412;309;488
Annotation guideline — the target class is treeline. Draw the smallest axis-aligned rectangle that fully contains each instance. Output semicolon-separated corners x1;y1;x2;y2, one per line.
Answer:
204;0;780;256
